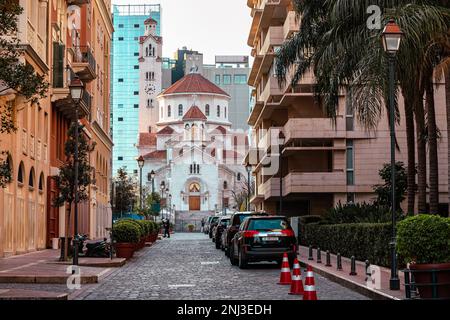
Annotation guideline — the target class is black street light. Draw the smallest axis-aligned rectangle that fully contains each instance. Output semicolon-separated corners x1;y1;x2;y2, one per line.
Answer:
160;181;165;220
137;156;145;211
245;164;252;211
150;170;155;194
278;131;285;215
168;193;172;220
381;18;403;291
165;187;169;219
69;76;84;266
222;181;227;215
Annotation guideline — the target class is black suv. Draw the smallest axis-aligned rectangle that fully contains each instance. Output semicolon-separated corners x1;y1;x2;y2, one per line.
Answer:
223;211;267;257
208;216;220;238
229;216;297;269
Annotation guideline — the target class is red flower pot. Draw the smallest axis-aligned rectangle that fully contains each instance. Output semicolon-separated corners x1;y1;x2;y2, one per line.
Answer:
410;262;450;299
115;243;135;259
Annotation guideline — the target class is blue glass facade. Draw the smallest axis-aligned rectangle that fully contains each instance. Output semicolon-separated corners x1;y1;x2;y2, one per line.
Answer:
111;5;161;176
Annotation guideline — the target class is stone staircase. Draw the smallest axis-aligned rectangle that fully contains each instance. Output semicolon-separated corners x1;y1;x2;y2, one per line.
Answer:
174;210;214;232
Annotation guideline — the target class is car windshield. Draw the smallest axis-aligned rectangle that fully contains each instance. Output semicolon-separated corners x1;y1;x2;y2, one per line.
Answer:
237;214;252;224
248;219;289;231
220;219;230;226
211;217;219;223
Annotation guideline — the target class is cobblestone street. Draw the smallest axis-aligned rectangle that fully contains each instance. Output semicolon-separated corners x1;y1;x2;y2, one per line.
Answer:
74;233;369;300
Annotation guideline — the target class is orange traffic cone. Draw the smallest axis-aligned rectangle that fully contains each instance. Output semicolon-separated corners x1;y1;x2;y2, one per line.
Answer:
278;253;292;285
289;258;304;295
303;265;318;300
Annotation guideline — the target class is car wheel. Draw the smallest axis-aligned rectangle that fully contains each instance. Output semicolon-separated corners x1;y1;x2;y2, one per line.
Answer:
238;248;248;269
229;245;238;266
224;246;229;257
215;239;221;249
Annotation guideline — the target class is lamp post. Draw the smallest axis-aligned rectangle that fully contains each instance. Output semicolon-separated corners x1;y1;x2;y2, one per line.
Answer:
381;19;403;291
278;131;285;215
168;193;172;220
150;170;155;194
137;156;145;211
69;76;84;266
222;181;227;215
245;164;252;211
160;182;165;220
165;187;169;219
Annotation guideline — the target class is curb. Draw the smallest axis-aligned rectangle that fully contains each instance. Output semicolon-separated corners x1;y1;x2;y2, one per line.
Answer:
299;261;400;300
0;275;98;284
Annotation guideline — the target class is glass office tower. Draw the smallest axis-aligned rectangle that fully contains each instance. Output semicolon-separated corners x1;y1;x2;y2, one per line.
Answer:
111;4;161;176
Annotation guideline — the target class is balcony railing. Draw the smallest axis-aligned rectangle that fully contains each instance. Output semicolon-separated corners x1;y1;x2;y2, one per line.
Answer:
72;46;97;82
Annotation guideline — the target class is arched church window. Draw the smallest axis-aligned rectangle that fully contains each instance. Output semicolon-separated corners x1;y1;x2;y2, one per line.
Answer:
178;104;183;116
185;124;190;129
237;173;241;181
29;167;35;189
189;182;200;193
145;47;148;56
205;104;210;116
152;47;155;56
17;161;25;185
225;107;227;118
167;105;171;117
149;44;152;56
39;172;44;191
191;124;197;140
217;105;220;117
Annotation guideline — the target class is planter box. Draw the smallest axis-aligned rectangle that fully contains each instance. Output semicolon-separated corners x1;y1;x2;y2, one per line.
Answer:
115;243;135;259
410;262;450;299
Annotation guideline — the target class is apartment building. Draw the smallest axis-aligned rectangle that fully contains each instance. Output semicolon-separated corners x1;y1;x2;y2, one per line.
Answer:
245;0;448;216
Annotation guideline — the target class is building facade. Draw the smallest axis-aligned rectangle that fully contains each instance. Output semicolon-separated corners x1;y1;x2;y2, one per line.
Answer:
245;0;448;216
111;4;161;177
136;72;249;230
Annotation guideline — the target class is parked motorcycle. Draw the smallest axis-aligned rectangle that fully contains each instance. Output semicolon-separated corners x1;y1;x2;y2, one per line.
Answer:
85;238;111;258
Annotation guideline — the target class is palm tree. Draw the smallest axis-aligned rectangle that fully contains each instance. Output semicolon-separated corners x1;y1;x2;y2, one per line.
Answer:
276;0;449;215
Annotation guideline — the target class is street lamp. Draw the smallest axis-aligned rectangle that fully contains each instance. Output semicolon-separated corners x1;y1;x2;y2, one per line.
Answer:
278;131;285;215
69;76;84;266
165;187;169;219
137;156;145;211
168;193;172;220
381;18;402;291
150;170;155;194
245;164;252;211
222;181;227;215
160;182;165;220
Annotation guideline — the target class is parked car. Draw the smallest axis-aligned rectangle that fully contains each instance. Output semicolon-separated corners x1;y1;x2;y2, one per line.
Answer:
212;216;230;249
223;211;267;257
229;216;297;269
208;216;220;238
204;216;214;234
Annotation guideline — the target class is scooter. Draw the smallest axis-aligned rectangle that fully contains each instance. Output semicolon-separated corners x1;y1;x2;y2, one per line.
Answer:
85;238;111;258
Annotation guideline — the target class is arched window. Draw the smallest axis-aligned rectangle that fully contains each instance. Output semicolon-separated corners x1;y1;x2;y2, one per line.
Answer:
237;173;241;181
149;44;152;56
205;104;210;116
152;47;155;56
38;172;44;191
160;107;163;118
145;47;148;56
185;123;190;130
178;104;183;116
189;182;200;193
167;105;171;117
225;107;227;118
217;105;220;117
17;161;25;185
29;167;35;189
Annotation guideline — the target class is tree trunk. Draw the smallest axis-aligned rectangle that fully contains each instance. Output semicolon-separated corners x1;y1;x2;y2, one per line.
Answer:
404;93;416;216
426;80;439;215
446;69;450;217
415;99;428;214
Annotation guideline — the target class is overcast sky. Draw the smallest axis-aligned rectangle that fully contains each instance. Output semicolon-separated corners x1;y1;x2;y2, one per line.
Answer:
111;0;252;64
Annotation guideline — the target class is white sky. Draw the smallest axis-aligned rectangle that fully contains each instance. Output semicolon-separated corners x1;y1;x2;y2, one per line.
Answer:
111;0;252;64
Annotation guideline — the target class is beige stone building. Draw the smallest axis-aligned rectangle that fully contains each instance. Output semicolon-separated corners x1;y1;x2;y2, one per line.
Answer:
245;0;448;216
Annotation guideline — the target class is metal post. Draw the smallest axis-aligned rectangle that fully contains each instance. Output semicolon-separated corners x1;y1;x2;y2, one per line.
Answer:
388;55;400;290
349;256;357;275
247;170;251;211
279;153;283;214
151;178;155;195
316;247;322;263
73;106;79;266
337;253;342;270
308;245;313;261
139;167;143;211
222;189;225;215
325;250;332;267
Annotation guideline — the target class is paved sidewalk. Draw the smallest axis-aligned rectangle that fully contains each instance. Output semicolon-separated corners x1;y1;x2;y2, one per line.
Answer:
298;246;405;300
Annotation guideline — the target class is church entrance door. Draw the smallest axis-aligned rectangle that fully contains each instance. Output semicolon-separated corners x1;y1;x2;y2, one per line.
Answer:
189;196;201;211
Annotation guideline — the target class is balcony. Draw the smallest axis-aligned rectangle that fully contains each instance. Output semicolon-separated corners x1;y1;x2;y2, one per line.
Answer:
284;117;346;142
54;89;92;120
283;11;300;40
71;46;97;82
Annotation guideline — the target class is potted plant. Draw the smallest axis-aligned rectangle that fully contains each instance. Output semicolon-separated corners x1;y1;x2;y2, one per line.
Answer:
397;215;450;299
187;224;195;232
113;221;140;259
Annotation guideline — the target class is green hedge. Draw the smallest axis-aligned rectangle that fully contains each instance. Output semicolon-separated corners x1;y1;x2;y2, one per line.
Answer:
302;222;392;267
113;222;140;243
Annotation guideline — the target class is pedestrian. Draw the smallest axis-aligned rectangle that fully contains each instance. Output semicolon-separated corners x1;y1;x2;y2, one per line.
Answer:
163;218;170;238
201;218;205;233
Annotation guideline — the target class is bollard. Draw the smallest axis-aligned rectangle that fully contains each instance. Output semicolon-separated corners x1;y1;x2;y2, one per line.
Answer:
325;250;332;267
349;256;357;275
316;247;322;263
365;260;370;282
308;245;313;261
336;253;342;270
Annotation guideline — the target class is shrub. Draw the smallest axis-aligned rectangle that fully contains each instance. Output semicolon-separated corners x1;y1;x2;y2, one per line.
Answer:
323;202;400;224
113;222;140;243
302;222;391;267
397;215;450;265
116;219;146;238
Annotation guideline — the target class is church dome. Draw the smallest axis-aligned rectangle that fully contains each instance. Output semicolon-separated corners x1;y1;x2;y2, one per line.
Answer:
160;73;229;97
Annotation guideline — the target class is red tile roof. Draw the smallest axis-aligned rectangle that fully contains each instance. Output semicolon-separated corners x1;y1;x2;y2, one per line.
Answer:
215;126;227;134
138;133;157;146
144;17;157;25
182;105;207;121
157;126;174;134
162;73;229;96
143;150;166;160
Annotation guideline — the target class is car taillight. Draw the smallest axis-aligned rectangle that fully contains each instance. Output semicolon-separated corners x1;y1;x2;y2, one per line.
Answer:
243;230;259;238
281;229;295;237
